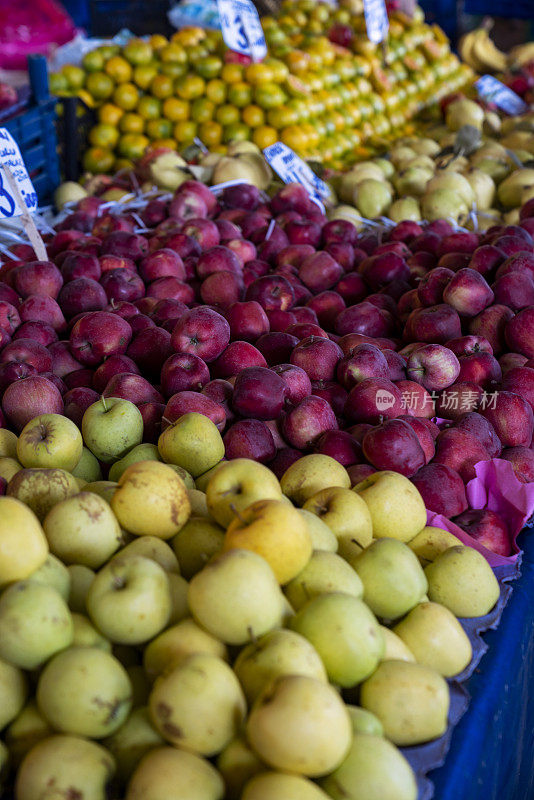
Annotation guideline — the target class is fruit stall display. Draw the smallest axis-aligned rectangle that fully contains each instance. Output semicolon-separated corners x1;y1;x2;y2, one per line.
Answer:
50;0;472;172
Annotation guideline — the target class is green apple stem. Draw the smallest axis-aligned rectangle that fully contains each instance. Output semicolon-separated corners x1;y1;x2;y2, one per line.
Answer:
229;503;247;525
101;396;108;412
247;626;258;644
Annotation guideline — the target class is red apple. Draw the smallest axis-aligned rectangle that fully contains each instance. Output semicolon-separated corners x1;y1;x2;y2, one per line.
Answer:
0;339;52;373
201;379;235;423
287;322;328;341
211;341;267;377
161;352;210;396
11;261;63;299
2;376;63;430
325;242;357;271
499;353;528;375
98;254;136;274
480;390;534;447
268;447;303;479
407;344;460;391
359;252;410;291
127;326;173;379
223;419;276;463
395;379;435;418
13;321;57;347
226;301;269;342
314;429;362;466
281;394;338;449
362;419;425;477
502;366;534;411
433;428;491;482
335;272;367;305
310;380;347;418
411;463;468;517
270;363;312;405
336;344;389;389
245;275;295;311
0;362;37;395
138;249;185;282
417;268;454;306
404;304;462;344
298;252;343;293
434;382;483;420
92;354;140;393
60;251;101;282
455;411;502;458
170;306;230;363
69;311;132;367
306;291;346;331
100;231;148;261
384;349;407;381
397;415;435;463
63;386;100;427
138;401;165;443
163;391;226;431
58;277;108;317
505;307;534;359
0;301;20;334
456;352;502;388
102;372;163;405
232;367;287;420
453;509;510;556
200;272;244;308
255;332;299;366
501;446;534;483
347;464;376;485
18;295;67;333
48;340;83;378
495;251;534;280
469;304;514;355
344;377;404;424
335;302;393;338
290;336;343;381
180;218;220;249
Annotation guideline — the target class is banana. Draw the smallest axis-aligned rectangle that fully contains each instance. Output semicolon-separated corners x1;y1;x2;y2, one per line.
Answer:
471;28;508;74
458;30;485;73
509;42;534;69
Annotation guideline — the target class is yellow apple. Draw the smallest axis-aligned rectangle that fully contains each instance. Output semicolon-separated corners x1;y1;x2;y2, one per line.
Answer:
0;656;27;730
284;551;364;610
281;455;351;506
104;707;164;782
167;573;189;624
217;736;264;800
4;702;52;767
380;626;416;663
71;613;111;652
81;397;143;464
303;487;373;552
0;497;48;585
424;546;500;617
27;553;70;601
112;535;180;574
206;459;282;528
143;618;228;680
43;491;122;569
187;488;210;516
297;509;338;552
408;526;463;566
158;412;225;477
83;480;118;503
111;460;191;539
0;456;22;482
223;498;312;584
108;443;162;482
17;414;83;472
67;564;95;613
242;772;331;799
71;446;102;484
0;429;17;458
6;468;79;521
195;461;225;492
126;746;224;800
171;516;225;579
353;471;427;542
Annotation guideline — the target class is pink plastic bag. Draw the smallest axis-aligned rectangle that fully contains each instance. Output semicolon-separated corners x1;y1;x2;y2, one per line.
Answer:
0;0;76;70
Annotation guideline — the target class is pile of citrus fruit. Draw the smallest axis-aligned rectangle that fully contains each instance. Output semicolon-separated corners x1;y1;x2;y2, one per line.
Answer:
50;0;473;173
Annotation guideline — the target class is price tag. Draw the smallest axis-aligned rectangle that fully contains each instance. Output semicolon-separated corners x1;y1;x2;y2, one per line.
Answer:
217;0;267;62
475;75;528;116
263;142;330;211
0;129;38;218
363;0;389;44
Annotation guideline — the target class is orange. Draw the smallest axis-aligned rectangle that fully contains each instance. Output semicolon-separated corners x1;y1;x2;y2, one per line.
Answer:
113;82;140;111
221;64;243;84
98;102;124;126
145;118;173;140
118;133;150;160
191;98;215;124
215;104;240;126
198;121;223;148
228;82;253;108
160;43;187;64
114;157;135;171
206;79;227;105
252;125;278;149
175;74;206;100
150;74;174;99
242;105;265;128
89;123;119;149
132;64;158;90
123;39;153;66
267;107;298;128
254;83;287;110
82;146;115;174
119;112;145;134
187;44;210;65
173;120;197;144
194;55;223;80
281;125;309;153
105;55;132;84
160;62;188;79
263;57;289;82
85;72;114;102
172;27;205;47
136;95;162;120
245;63;274;85
62;64;85;90
223;122;250;143
149;34;168;51
49;73;68;95
82;49;105;73
163;97;190;122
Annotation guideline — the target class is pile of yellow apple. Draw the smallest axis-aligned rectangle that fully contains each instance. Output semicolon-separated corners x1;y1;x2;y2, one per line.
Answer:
0;401;500;800
50;0;473;172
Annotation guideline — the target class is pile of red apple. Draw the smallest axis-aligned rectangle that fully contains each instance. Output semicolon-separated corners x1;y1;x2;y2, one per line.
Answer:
2;180;534;557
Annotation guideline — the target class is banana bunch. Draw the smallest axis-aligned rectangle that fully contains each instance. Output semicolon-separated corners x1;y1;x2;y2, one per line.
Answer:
459;27;508;74
509;42;534;69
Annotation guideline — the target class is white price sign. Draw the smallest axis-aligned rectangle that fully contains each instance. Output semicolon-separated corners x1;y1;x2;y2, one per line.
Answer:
475;75;528;116
363;0;389;44
263;142;330;211
0;129;38;218
217;0;267;62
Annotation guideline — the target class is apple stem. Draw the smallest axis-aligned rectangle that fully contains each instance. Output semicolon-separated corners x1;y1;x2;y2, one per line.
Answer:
162;416;173;426
229;503;247;524
101;396;108;412
247;626;258;644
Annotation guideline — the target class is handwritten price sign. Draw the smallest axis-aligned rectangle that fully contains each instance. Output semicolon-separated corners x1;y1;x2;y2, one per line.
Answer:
475;75;528;116
263;142;330;211
217;0;267;62
0;129;38;218
363;0;389;44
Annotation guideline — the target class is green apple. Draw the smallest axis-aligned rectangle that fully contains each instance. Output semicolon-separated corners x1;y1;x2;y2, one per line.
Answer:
0;581;73;669
346;706;384;737
0;497;48;586
352;538;428;621
144;618;228;681
195;460;225;492
149;653;246;755
5;702;52;767
246;675;352;777
43;491;122;569
71;613;111;652
37;647;132;738
67;564;95;613
167;573;189;625
284;551;363;610
290;593;383;687
424;545;500;617
280;454;350;506
171;516;225;579
104;706;164;782
17;413;83;472
380;626;416;663
27;553;70;601
206;459;282;528
108;443;162;482
188;488;210;517
353;471;427;542
234;629;327;705
15;734;115;800
0;657;27;729
302;483;375;553
6;468;79;521
126;746;224;800
216;736;264;800
87;555;171;646
0;428;18;458
297;509;338;552
0;456;22;482
166;463;195;488
320;734;417;800
82;397;143;464
408;526;463;566
241;772;331;799
360;660;450;746
158;412;225;477
393;601;472;677
112;535;180;574
188;549;286;645
71;446;102;483
83;480;118;503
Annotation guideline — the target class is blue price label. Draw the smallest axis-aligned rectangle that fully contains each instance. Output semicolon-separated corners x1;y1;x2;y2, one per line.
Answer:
263;142;331;211
217;0;267;61
363;0;389;44
475;75;528;116
0;128;38;218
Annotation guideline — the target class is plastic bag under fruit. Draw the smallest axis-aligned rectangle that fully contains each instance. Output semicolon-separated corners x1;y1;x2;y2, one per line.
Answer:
0;0;77;70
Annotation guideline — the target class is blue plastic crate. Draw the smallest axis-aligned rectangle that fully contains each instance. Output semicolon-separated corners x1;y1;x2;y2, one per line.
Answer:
0;55;60;207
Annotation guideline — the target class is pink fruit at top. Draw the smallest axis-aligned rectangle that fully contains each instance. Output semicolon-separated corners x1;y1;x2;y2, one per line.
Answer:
223;419;276;463
2;376;63;431
362;419;426;477
453;509;510;556
411;463;468;517
480;390;534;448
281;394;338;450
171;306;230;363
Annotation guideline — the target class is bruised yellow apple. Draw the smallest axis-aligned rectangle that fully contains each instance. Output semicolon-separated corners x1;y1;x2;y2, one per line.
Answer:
0;497;48;585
